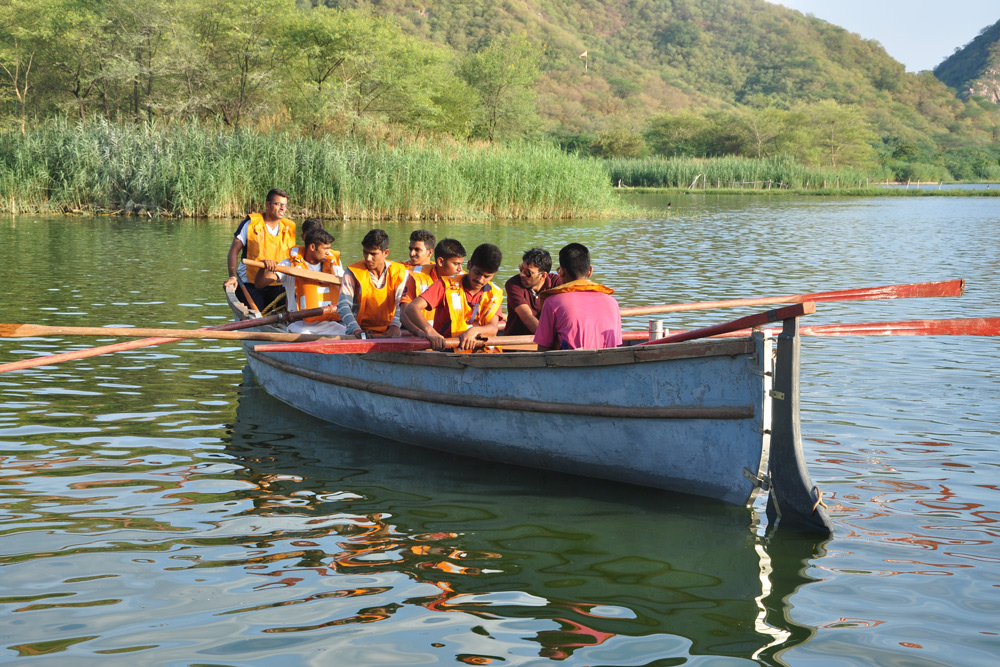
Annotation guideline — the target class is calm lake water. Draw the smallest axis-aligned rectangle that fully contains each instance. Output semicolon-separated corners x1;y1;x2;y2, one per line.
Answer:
1;195;998;665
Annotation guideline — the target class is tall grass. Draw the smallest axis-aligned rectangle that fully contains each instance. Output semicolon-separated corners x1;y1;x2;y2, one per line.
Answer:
604;155;884;190
0;119;620;219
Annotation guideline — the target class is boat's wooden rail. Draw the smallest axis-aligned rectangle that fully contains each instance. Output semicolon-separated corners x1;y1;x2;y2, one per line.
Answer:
359;336;756;369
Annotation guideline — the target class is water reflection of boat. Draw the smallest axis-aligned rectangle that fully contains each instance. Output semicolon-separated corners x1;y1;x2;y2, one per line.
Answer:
228;282;830;534
229;385;827;662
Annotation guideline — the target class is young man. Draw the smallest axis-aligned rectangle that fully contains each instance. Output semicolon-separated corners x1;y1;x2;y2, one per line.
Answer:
534;243;622;351
254;228;345;335
288;218;329;260
224;188;296;310
405;229;436;269
399;238;467;324
402;243;504;351
337;229;409;339
502;247;563;336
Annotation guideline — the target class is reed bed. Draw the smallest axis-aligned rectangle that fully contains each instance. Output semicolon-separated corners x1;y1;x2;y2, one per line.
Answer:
605;155;880;190
0;120;620;219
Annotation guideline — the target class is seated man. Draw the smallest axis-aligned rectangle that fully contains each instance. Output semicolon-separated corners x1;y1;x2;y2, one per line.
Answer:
534;243;622;351
502;247;563;336
405;229;436;270
402;243;504;351
288;218;328;260
254;228;345;335
224;188;296;311
399;238;467;325
337;229;409;338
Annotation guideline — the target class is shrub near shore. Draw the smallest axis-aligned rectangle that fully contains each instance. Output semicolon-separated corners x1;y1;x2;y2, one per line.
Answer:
0;121;620;220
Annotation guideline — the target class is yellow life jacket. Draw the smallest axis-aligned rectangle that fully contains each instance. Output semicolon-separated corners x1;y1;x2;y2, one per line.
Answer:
290;253;342;323
538;279;615;308
443;275;503;335
245;213;296;284
409;264;438;295
347;260;409;333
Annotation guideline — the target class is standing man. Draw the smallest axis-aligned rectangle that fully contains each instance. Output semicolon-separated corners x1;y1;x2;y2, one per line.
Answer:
402;243;504;351
534;243;622;351
254;228;345;335
224;188;296;311
502;247;563;336
337;229;409;338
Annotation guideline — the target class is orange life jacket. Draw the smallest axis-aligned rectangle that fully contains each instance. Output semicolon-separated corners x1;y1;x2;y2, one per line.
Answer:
290;253;342;323
538;279;615;308
442;276;503;353
347;260;409;333
409;264;438;295
245;213;296;284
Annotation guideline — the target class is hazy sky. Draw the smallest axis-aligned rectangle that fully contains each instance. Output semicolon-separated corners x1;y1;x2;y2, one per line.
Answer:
766;1;999;72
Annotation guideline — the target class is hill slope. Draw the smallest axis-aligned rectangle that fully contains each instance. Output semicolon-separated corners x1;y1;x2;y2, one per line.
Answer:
935;18;1000;104
329;0;985;144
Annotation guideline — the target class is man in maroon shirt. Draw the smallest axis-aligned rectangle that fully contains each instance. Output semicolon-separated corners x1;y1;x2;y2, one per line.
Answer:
502;247;563;336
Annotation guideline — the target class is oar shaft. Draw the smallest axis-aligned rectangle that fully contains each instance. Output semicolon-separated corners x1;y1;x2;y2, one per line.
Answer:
640;302;816;346
243;259;342;285
0;323;334;342
620;279;964;317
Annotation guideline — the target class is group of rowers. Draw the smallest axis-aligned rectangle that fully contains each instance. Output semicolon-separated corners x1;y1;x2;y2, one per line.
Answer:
223;188;623;352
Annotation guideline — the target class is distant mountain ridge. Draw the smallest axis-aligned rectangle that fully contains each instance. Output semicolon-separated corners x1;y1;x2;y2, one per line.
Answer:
935;18;1000;104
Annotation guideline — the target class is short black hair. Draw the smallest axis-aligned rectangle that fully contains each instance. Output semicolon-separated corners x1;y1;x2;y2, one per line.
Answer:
521;247;552;273
409;229;436;249
558;243;591;280
435;238;466;260
469;243;502;273
266;188;288;203
305;228;335;247
301;218;324;236
362;228;390;251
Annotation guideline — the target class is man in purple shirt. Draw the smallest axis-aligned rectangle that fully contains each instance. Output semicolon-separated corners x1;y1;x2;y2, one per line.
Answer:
502;247;562;336
534;243;622;351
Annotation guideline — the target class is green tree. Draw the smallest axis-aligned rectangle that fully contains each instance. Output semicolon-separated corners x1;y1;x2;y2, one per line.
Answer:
460;33;540;141
589;128;647;158
0;0;63;134
792;100;877;168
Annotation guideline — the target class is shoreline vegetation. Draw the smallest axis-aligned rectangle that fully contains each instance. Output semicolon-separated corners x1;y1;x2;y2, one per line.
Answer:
0;120;621;220
1;122;996;221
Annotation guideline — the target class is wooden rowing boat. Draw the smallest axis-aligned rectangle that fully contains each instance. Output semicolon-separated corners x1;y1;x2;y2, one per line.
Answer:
226;287;832;534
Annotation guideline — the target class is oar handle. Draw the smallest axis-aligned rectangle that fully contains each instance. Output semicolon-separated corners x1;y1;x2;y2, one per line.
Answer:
243;259;342;285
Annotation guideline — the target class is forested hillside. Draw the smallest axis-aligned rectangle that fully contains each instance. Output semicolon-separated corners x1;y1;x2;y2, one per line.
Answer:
935;18;1000;105
2;0;999;182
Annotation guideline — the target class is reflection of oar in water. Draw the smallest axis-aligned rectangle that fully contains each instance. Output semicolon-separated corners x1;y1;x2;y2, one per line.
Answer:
0;304;340;374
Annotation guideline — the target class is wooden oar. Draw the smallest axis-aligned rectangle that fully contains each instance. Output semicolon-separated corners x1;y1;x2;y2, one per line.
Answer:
696;317;1000;339
0;305;340;374
639;302;816;346
0;323;345;343
619;279;964;317
243;259;341;285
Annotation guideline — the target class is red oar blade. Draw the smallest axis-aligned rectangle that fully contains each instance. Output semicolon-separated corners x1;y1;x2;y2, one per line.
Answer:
801;317;1000;337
